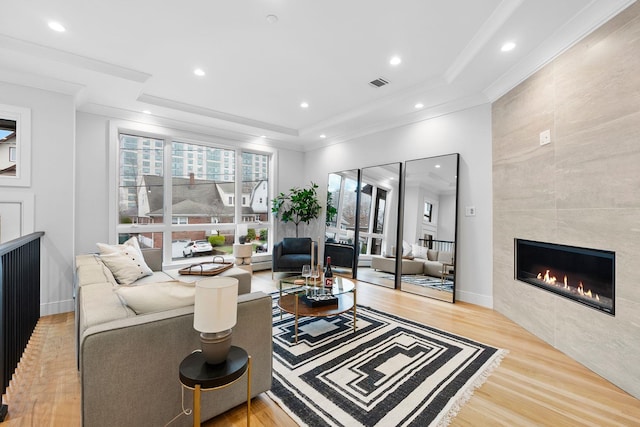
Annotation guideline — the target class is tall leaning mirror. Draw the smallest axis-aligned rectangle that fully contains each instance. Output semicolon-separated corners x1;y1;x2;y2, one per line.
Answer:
400;154;459;302
324;169;360;277
355;163;401;288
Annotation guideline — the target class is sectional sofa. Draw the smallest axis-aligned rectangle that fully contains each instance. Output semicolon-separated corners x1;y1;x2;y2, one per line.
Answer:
75;247;272;427
371;247;454;277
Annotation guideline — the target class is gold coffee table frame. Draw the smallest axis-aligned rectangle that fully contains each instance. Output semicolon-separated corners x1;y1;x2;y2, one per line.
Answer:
278;276;357;343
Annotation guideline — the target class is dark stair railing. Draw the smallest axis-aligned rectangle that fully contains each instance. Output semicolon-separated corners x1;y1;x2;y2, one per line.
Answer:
0;231;44;421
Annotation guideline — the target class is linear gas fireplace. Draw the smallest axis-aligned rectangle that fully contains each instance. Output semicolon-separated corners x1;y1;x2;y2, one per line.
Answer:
515;239;615;315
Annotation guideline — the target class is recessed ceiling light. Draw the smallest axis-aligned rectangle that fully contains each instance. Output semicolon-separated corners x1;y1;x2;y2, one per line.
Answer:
390;56;402;66
501;41;516;52
320;134;326;139
415;103;424;109
260;135;266;138
48;21;66;32
142;110;151;114
194;68;206;77
300;102;309;109
435;164;441;168
266;14;279;24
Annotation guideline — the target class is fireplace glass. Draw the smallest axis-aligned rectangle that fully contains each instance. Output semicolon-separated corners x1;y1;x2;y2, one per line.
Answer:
515;239;615;315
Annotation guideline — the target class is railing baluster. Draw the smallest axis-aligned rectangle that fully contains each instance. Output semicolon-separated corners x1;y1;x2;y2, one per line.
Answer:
0;232;44;421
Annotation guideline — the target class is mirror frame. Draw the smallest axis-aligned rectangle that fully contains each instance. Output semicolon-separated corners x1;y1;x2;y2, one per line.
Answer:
324;169;361;278
0;104;31;187
356;162;402;288
399;153;459;302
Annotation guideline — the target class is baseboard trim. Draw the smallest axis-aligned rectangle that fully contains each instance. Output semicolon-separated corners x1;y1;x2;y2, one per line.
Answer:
40;299;74;316
456;289;493;308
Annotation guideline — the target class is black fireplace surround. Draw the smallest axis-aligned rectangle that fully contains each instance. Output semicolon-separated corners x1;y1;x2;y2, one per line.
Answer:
515;239;615;315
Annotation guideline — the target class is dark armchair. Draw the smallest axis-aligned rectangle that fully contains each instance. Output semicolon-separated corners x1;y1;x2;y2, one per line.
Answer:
272;237;318;278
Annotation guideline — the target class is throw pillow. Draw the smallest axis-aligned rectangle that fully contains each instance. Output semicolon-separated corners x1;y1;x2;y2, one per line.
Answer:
97;237;153;285
115;281;196;315
411;244;428;260
402;240;412;257
427;249;439;261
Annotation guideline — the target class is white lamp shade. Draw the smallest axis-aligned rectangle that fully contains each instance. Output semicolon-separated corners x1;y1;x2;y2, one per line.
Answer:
237;224;249;236
193;277;238;333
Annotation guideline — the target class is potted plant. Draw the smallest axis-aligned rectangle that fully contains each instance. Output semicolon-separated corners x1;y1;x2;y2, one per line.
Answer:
272;182;322;237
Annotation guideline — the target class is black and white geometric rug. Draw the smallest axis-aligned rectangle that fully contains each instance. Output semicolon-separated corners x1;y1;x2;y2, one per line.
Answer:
269;299;506;426
381;274;454;292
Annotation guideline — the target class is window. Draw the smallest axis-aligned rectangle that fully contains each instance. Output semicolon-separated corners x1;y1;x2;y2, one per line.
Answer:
115;128;272;264
424;202;433;222
9;146;16;162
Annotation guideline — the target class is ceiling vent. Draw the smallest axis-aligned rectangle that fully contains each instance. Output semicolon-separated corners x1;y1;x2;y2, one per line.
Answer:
369;77;390;88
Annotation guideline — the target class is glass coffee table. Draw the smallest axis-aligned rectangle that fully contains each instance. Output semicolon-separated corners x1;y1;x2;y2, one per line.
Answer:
278;276;357;343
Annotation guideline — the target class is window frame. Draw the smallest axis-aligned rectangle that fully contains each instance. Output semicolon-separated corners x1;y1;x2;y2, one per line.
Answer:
108;120;276;267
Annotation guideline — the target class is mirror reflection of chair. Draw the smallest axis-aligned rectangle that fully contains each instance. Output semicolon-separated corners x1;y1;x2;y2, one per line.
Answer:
272;237;318;279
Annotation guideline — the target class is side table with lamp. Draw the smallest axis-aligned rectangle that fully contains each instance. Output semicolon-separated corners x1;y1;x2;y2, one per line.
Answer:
178;277;252;427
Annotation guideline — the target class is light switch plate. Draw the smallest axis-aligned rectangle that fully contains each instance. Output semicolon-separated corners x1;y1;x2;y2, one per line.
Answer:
540;129;551;145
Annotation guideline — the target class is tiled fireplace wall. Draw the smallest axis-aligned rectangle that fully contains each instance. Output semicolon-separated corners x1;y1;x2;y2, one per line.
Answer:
492;3;640;398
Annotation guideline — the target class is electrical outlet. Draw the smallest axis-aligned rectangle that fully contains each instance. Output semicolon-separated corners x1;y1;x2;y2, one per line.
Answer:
465;206;476;217
540;129;551;145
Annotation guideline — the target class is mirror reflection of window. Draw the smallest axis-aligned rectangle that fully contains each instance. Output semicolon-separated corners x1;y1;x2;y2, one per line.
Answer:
326;173;342;228
423;201;432;222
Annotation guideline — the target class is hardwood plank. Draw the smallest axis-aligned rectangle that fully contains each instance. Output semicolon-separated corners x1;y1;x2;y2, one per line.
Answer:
2;271;638;426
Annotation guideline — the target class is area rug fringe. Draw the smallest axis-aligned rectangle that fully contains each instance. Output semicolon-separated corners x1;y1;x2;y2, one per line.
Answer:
435;349;508;427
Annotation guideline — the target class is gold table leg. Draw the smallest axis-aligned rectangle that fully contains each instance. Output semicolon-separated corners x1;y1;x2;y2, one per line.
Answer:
353;288;357;333
294;294;299;343
247;355;252;427
193;384;201;427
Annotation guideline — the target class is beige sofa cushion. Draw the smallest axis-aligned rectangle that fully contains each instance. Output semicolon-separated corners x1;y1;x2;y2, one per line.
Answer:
76;262;116;287
437;251;454;264
115;281;197;315
80;283;134;331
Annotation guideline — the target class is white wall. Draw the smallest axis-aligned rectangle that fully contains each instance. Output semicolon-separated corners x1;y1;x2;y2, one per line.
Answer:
75;112;111;254
438;193;456;241
0;82;76;315
305;104;493;306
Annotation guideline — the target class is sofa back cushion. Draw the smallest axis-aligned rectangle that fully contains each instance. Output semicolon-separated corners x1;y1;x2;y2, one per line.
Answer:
115;281;196;315
281;237;312;255
437;251;454;263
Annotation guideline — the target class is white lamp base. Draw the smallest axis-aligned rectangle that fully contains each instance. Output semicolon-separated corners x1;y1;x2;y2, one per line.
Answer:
200;330;232;365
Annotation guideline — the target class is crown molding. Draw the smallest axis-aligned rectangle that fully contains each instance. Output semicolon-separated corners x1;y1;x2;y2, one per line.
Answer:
137;93;299;137
0;33;150;83
444;0;524;84
484;0;637;101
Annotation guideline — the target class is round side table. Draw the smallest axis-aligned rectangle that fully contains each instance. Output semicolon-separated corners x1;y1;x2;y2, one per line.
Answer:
179;347;251;426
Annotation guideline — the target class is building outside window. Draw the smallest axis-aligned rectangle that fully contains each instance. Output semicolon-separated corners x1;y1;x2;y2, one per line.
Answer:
116;132;272;264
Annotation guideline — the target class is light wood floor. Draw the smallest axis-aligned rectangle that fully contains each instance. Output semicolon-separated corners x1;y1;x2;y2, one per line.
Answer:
2;271;639;426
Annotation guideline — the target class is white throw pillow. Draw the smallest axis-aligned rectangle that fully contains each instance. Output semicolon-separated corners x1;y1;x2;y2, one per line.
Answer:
97;237;153;285
411;244;428;260
402;240;413;257
115;281;196;315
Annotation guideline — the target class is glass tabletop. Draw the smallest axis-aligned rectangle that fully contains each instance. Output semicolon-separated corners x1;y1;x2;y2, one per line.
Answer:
278;275;355;296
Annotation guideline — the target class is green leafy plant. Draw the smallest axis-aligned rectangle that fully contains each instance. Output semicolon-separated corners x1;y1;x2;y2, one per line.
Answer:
208;235;225;247
326;191;338;225
246;228;257;242
272;182;322;237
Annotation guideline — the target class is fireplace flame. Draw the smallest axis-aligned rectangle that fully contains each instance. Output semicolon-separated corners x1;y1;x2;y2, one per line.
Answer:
535;270;600;302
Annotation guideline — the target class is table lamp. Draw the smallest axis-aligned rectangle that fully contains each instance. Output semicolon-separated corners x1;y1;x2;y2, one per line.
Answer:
193;277;238;365
237;223;249;244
